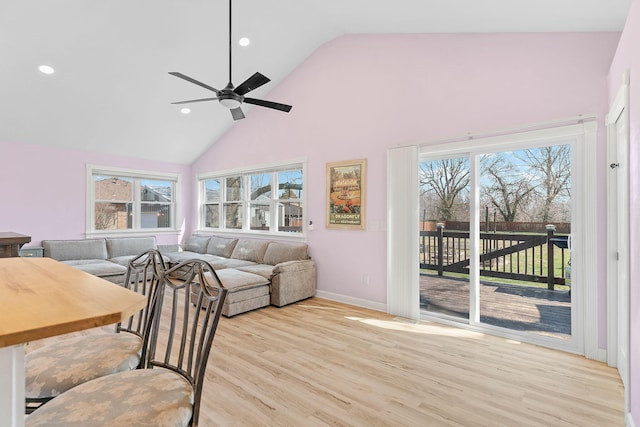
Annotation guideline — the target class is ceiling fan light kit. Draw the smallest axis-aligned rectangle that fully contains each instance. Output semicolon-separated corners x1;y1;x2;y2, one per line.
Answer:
169;0;292;120
218;88;242;109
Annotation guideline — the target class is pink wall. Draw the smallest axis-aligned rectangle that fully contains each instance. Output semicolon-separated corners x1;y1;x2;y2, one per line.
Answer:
193;33;619;309
0;141;191;246
609;0;640;421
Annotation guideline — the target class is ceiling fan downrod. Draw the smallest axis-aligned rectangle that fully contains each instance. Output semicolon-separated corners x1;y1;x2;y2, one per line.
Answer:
228;0;233;86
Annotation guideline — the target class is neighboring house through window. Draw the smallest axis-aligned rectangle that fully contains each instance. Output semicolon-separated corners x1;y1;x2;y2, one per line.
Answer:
87;165;180;233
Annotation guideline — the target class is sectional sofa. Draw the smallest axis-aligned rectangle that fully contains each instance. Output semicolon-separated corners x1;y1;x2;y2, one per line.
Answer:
42;235;316;317
161;235;316;317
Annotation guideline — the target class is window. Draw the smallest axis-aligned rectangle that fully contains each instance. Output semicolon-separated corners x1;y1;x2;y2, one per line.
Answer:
249;172;271;231
224;176;243;229
88;166;179;233
277;169;304;232
199;162;304;235
203;179;221;228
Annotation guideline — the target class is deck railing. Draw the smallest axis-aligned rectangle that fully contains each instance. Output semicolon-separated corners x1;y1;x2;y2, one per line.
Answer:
419;224;570;290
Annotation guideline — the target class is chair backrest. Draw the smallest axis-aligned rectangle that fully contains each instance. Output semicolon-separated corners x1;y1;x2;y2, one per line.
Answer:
145;259;228;426
117;249;167;339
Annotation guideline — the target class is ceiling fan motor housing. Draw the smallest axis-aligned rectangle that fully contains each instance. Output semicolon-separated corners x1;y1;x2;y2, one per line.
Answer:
218;89;243;109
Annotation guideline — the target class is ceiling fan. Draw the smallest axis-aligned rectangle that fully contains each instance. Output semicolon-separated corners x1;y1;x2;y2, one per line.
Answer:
169;0;292;120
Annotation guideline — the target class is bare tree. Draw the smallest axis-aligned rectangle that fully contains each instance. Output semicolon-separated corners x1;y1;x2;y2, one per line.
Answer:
225;177;242;228
481;154;536;222
421;146;570;225
419;158;470;221
94;204;117;230
517;145;571;222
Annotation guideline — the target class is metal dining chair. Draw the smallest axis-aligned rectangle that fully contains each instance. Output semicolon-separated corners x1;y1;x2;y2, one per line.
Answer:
26;258;228;427
24;249;166;414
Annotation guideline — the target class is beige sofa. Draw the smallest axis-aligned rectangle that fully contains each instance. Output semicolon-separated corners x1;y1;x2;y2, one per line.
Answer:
162;235;316;317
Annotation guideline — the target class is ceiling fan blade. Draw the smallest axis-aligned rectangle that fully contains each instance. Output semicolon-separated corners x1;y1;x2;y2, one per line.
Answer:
244;97;292;113
230;107;245;120
170;97;218;105
234;72;271;96
168;72;220;94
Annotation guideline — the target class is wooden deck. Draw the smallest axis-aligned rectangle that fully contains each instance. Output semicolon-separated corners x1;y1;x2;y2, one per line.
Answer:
420;274;571;339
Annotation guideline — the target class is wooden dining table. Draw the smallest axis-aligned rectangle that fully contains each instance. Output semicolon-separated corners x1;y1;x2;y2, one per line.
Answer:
0;257;147;427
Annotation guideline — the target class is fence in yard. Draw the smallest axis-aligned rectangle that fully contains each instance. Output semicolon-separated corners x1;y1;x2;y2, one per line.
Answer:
419;224;570;290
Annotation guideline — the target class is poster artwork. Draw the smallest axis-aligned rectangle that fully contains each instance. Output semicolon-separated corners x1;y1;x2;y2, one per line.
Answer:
326;159;366;230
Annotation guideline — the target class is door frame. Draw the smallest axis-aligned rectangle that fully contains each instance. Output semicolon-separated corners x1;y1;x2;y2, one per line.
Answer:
416;119;597;355
606;72;630;412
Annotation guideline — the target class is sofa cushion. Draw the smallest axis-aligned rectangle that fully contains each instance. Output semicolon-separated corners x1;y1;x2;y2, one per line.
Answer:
106;237;157;258
209;258;256;270
263;242;309;266
61;260;127;277
184;235;210;254
230;239;269;263
165;251;224;265
43;239;108;261
209;269;270;292
206;236;238;258
236;264;276;280
108;254;170;268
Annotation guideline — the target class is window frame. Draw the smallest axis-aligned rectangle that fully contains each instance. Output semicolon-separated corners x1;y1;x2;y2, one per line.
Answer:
197;160;307;238
86;165;181;235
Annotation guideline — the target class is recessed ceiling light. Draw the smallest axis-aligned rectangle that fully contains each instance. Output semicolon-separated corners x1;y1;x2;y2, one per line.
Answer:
38;65;55;75
180;108;191;114
238;37;250;47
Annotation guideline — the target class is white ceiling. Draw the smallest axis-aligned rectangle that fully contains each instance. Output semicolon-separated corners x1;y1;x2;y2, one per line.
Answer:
0;0;632;164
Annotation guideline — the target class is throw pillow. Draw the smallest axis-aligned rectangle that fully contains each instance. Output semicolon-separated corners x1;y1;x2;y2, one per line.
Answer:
184;236;210;254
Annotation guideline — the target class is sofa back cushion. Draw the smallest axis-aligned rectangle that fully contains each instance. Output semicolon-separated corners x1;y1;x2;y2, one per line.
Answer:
263;242;309;266
106;237;158;258
230;239;269;263
43;239;108;261
206;236;238;258
184;235;210;254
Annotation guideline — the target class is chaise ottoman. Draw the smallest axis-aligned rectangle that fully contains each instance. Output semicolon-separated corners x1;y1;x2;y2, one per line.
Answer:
188;268;271;317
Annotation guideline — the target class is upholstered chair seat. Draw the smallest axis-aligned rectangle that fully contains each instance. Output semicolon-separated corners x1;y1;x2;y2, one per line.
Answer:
25;369;193;427
25;333;142;400
24;249;166;414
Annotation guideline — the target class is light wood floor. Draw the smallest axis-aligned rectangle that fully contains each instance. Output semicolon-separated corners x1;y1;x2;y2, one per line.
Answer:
27;297;624;426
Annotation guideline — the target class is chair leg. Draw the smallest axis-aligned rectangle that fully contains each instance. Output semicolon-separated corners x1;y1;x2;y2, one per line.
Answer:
25;397;52;414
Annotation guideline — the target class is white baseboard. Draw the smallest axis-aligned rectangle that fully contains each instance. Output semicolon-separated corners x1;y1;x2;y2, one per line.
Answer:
315;290;386;313
595;348;608;363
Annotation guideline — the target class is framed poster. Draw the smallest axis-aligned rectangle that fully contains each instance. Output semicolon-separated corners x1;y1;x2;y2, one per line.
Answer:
326;159;366;230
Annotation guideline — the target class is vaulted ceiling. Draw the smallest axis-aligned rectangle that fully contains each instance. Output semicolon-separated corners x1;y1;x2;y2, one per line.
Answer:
0;0;632;164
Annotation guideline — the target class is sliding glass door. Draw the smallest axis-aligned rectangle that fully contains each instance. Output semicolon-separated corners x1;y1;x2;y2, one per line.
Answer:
419;140;573;344
419;156;471;322
477;145;572;339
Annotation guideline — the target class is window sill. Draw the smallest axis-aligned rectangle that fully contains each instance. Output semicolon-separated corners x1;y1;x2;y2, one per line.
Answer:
193;229;307;242
86;229;182;239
